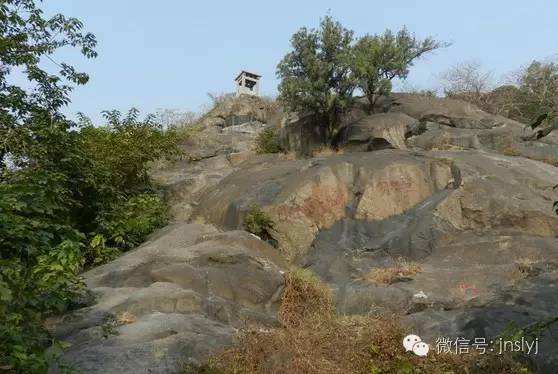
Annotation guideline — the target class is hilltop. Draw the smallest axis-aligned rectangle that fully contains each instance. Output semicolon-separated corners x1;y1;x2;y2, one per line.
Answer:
49;92;558;373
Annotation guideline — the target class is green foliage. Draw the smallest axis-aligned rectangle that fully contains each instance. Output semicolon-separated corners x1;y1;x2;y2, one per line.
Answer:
181;361;222;374
0;115;176;371
73;109;178;232
277;16;356;142
243;205;275;238
517;61;558;121
254;127;283;154
353;28;444;113
0;2;180;370
96;194;167;251
489;61;558;123
0;0;97;170
86;234;120;266
277;16;444;140
0;171;85;372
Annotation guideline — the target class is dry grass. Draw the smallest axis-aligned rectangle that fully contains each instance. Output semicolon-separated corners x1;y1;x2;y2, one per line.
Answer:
311;146;343;158
501;144;521;156
512;257;540;280
182;269;529;374
278;151;297;160
114;311;137;326
184;267;528;374
542;155;558;167
362;259;422;285
191;216;207;225
277;268;335;328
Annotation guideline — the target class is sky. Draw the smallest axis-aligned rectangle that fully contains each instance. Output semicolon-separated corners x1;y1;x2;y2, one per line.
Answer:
40;0;558;123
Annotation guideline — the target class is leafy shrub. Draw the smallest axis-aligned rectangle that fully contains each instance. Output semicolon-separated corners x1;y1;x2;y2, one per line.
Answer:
277;16;444;141
353;28;444;113
95;194;167;252
0;112;178;370
0;171;85;372
254;127;282;154
243;204;275;238
86;234;120;266
0;1;180;369
277;16;355;142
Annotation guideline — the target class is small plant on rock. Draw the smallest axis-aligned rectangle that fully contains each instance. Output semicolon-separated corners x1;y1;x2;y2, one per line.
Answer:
243;204;275;240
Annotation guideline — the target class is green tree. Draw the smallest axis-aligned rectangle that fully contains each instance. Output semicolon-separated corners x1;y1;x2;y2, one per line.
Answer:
517;61;558;122
277;16;356;143
0;0;97;171
0;1;98;370
353;28;444;113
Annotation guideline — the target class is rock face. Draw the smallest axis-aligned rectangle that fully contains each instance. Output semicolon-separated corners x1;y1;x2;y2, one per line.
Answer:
55;93;558;372
49;224;285;374
194;151;460;261
278;112;326;156
151;95;279;222
191;148;558;371
198;94;279;128
334;112;424;151
388;93;512;129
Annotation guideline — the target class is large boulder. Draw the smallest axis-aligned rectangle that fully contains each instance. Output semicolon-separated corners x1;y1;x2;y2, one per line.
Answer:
388;93;514;129
334;112;424;151
278;112;325;156
198;94;279;128
49;224;285;374
150;96;285;222
298;151;558;371
191;148;558;368
151;151;253;222
194;151;461;260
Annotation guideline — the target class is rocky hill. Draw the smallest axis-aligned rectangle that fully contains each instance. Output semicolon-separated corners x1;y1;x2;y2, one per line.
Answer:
50;94;558;373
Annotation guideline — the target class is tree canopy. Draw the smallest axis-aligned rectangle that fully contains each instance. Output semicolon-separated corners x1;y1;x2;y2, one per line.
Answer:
277;16;444;141
277;16;356;142
353;28;444;113
0;2;180;371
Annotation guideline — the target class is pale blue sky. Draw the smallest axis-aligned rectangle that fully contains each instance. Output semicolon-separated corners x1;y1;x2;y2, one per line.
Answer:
41;0;557;122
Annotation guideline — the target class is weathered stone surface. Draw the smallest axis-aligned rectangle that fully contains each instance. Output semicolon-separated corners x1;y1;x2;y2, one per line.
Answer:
278;112;325;156
57;92;558;372
334;112;423;151
298;151;558;371
151;125;262;222
199;94;279;128
49;224;285;373
388;93;514;129
195;151;460;260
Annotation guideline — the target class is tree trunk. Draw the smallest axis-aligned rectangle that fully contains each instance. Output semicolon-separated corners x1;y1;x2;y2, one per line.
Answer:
367;92;376;114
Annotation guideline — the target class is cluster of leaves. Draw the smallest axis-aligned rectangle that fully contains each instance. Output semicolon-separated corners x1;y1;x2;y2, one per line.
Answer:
277;16;445;141
0;1;180;371
1;111;178;371
443;60;558;127
243;204;275;239
353;28;444;113
0;170;86;372
515;61;558;122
